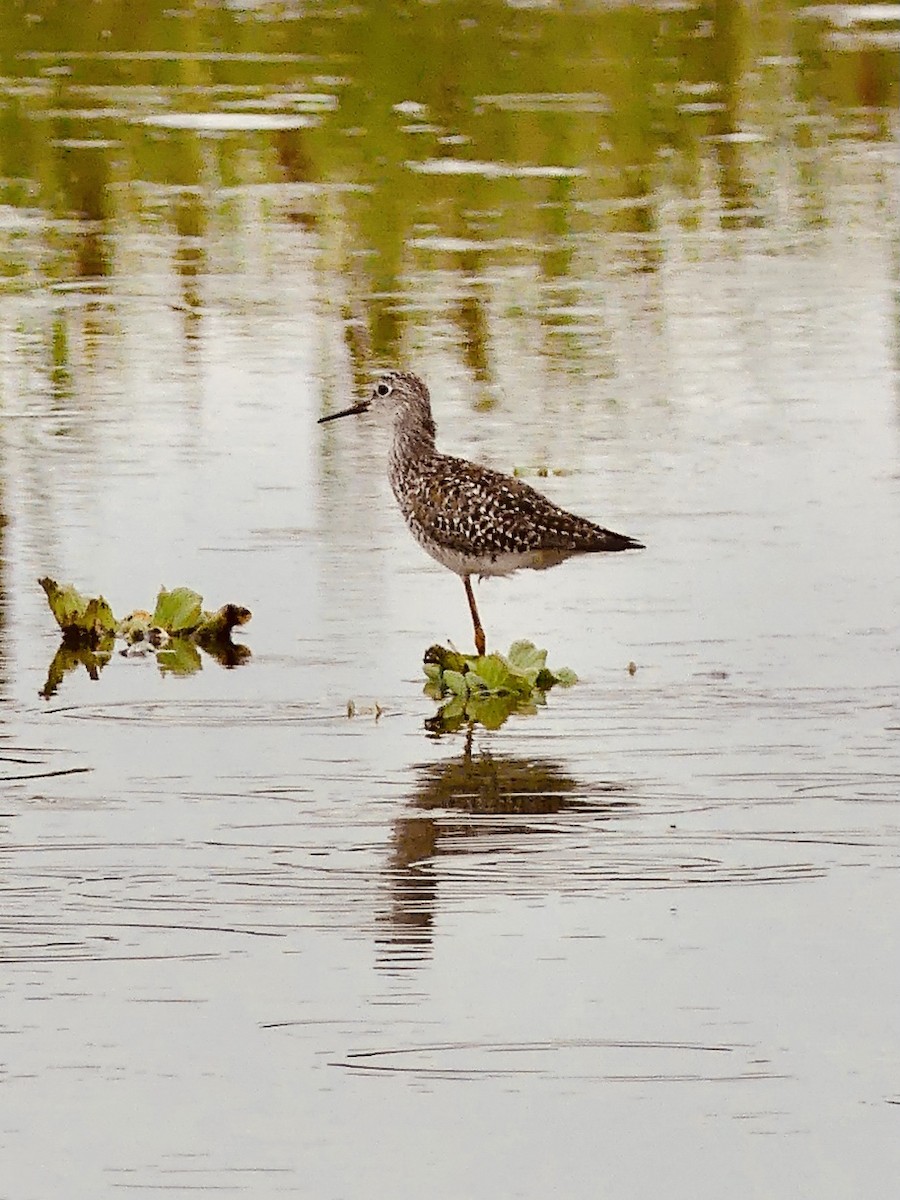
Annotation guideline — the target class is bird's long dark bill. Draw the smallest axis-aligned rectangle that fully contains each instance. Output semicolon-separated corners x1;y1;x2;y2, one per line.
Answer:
318;401;370;424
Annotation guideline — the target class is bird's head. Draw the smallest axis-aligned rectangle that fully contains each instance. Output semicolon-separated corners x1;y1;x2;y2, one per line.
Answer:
318;371;435;441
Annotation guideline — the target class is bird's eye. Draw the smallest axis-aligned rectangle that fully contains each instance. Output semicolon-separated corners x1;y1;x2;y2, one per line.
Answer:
376;381;392;397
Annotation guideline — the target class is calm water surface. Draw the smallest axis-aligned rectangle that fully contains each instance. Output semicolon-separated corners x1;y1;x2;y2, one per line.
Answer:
1;2;899;1197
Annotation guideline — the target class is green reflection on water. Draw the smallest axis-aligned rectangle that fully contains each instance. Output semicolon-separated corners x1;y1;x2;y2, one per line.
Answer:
0;0;897;377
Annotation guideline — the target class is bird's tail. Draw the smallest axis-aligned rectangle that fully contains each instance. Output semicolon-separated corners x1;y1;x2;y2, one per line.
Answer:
589;528;644;552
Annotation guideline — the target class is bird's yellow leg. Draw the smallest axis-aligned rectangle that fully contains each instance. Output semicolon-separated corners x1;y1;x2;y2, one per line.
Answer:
463;575;486;657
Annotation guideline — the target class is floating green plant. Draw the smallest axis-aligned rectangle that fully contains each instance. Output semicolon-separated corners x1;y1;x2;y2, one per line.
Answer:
39;579;251;697
423;640;577;733
39;578;117;646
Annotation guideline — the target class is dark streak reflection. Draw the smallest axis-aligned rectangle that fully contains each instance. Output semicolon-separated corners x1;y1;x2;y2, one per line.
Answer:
456;259;491;391
171;189;207;342
707;0;762;229
377;735;633;970
74;226;111;281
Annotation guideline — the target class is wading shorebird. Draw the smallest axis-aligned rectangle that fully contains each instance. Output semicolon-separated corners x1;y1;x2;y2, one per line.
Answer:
318;371;643;655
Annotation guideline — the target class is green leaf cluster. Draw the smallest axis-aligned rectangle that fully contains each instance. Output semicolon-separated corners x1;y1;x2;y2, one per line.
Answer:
423;640;577;733
38;578;252;696
39;578;117;646
118;590;252;649
151;586;204;633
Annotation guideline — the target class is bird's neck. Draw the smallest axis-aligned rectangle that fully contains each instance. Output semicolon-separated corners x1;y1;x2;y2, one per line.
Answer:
389;404;437;471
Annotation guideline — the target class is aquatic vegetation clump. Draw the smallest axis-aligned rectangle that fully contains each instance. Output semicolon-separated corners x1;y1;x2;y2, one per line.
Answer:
39;579;251;697
39;578;117;646
423;640;576;733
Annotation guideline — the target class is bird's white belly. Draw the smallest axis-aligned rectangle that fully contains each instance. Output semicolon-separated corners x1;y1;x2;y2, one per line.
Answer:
418;537;567;578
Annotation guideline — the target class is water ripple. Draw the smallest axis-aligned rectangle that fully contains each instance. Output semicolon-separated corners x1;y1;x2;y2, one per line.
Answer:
329;1037;784;1085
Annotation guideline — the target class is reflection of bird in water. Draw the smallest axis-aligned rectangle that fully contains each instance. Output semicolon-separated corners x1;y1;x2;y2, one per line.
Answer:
319;371;643;655
377;740;633;971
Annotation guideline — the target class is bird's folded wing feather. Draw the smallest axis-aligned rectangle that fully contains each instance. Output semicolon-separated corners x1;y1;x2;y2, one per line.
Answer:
399;455;639;555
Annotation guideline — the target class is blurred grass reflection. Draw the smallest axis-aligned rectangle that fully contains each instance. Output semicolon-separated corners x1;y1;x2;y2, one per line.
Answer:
0;0;897;379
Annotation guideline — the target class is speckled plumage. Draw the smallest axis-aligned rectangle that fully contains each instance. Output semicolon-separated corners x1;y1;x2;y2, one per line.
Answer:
319;370;643;653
